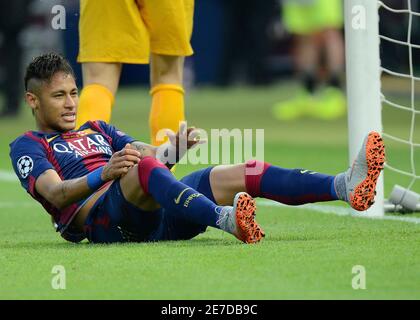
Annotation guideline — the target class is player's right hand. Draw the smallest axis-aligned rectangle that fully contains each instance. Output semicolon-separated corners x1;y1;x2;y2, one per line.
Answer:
101;145;141;181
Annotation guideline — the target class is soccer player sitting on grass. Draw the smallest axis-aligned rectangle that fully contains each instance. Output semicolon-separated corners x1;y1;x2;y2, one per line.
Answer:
10;53;386;244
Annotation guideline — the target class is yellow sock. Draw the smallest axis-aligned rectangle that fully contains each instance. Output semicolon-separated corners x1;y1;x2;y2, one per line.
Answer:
149;84;185;146
76;84;114;128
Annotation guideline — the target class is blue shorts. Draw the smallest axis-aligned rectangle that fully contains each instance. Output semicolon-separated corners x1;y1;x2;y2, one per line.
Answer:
83;167;215;243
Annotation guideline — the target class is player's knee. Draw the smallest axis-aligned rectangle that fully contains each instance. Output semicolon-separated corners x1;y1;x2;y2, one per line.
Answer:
82;62;122;94
137;156;168;194
151;54;184;85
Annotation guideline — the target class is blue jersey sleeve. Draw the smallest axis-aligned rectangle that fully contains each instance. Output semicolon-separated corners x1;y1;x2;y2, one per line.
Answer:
9;136;55;196
96;121;136;151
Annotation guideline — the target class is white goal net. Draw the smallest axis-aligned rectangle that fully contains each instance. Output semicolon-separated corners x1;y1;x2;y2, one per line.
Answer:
345;0;420;215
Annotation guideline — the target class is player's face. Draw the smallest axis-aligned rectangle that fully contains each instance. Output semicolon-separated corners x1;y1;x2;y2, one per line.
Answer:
34;72;79;133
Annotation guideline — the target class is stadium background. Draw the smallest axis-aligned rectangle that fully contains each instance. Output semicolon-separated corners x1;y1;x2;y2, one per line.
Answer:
9;0;420;84
0;0;419;299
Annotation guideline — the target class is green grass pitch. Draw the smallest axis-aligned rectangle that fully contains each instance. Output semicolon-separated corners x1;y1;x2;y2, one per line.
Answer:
0;83;419;299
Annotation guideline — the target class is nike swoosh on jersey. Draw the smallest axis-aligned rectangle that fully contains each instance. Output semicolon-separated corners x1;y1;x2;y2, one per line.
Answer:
46;135;60;143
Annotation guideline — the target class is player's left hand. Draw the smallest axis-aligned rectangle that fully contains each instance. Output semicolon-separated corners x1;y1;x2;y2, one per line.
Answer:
154;121;206;166
165;121;206;151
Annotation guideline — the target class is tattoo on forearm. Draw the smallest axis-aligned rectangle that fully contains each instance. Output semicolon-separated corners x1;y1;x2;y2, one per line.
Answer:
132;142;155;156
132;141;177;168
138;146;148;154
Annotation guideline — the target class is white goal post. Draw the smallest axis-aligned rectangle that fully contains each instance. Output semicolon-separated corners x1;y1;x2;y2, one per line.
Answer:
345;0;384;216
345;0;420;215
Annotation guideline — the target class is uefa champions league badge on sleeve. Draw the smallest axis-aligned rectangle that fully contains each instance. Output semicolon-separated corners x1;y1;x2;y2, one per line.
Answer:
17;156;34;179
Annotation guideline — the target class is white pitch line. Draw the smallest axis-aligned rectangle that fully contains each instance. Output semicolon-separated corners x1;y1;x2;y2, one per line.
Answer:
258;199;420;225
0;170;18;183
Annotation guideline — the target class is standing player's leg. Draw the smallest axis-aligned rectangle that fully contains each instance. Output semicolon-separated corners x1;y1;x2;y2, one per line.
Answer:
312;28;346;120
323;28;344;90
139;0;194;146
295;33;320;96
273;2;321;121
76;62;122;127
149;54;186;146
313;0;346;120
77;0;150;127
319;0;344;88
209;132;385;212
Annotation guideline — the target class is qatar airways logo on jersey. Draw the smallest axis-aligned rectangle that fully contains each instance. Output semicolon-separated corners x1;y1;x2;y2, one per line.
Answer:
52;134;113;158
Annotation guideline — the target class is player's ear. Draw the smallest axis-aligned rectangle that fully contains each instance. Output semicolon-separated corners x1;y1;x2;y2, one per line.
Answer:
25;91;38;113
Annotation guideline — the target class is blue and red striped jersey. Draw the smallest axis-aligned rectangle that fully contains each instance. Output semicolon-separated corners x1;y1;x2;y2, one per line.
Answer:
9;120;135;234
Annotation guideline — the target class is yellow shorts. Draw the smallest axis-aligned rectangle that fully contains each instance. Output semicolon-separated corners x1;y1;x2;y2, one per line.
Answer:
283;0;343;35
78;0;194;64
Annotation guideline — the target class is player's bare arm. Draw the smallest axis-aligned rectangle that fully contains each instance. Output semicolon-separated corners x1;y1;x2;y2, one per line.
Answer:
35;146;141;209
129;141;156;159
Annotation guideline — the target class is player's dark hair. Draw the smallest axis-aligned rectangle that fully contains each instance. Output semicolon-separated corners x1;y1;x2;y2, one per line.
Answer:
24;53;75;91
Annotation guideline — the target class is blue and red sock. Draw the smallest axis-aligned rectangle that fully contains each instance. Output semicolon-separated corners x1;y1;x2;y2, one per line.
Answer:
245;160;338;205
137;157;222;228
